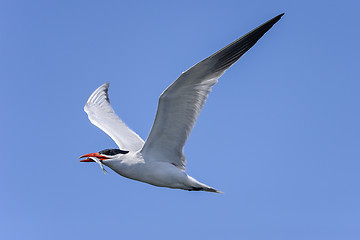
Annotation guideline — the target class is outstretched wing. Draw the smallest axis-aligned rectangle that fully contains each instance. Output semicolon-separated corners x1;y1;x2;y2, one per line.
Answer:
141;14;284;170
84;83;144;152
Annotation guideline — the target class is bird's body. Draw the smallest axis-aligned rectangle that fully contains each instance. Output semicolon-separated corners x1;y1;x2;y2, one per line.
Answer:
103;151;218;192
80;14;284;193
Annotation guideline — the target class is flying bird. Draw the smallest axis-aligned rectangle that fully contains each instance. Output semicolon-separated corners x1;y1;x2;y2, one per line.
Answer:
79;13;284;193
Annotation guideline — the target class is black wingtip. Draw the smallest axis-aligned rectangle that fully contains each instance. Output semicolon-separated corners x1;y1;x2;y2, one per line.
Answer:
208;13;285;73
265;13;285;26
273;13;285;23
267;13;285;25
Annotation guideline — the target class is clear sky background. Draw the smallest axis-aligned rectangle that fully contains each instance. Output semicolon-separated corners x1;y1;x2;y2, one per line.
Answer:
1;1;359;239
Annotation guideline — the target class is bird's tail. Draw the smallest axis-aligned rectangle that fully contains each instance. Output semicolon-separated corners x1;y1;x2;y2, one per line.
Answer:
202;187;223;194
187;176;223;193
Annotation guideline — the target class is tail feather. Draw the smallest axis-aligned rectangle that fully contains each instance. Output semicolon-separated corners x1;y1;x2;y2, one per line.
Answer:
186;176;222;193
204;187;223;194
187;186;223;193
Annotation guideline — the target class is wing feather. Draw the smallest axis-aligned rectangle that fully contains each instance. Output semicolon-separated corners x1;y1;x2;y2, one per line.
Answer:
141;14;284;170
84;83;144;152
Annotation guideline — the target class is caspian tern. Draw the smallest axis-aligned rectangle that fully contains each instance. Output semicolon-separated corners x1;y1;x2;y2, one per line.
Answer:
79;13;284;193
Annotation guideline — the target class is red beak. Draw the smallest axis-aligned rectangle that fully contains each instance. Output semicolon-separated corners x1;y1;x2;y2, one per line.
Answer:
79;153;110;162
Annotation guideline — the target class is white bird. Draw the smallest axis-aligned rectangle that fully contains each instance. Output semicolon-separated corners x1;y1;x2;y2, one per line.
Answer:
79;13;284;193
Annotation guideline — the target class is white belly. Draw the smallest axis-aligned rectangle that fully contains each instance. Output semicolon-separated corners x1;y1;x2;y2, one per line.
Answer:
102;152;216;192
106;160;190;189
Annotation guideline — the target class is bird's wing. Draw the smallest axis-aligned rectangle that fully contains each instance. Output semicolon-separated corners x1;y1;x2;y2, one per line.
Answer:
84;83;144;152
141;14;284;170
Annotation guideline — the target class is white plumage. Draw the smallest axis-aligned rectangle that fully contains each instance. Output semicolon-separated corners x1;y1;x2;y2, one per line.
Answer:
80;14;284;193
84;83;144;152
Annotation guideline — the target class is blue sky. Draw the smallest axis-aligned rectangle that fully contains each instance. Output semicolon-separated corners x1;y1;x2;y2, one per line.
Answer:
1;1;359;239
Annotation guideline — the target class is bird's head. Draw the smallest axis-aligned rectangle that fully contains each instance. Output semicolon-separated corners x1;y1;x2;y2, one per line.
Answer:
79;148;129;162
